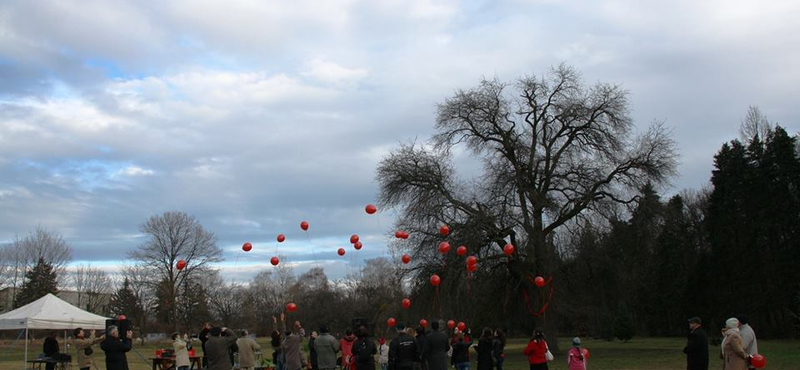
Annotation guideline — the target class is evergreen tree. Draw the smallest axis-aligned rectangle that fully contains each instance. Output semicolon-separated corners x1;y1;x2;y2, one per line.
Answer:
109;279;145;324
13;257;58;308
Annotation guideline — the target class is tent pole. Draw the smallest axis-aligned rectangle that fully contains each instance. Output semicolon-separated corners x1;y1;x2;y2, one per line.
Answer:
24;328;27;370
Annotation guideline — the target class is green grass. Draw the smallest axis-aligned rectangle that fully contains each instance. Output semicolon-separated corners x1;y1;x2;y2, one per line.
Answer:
1;337;798;370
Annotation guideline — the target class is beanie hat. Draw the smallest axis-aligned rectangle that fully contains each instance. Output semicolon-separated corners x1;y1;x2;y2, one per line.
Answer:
572;337;581;347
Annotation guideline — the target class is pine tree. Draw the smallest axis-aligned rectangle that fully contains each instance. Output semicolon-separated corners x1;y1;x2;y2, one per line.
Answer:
109;279;144;321
13;257;58;308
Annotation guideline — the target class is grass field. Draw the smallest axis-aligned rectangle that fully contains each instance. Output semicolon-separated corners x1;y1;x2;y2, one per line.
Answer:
1;336;798;370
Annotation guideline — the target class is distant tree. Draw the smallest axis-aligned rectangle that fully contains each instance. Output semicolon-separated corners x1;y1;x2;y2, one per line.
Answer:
613;306;634;342
13;257;59;308
0;227;72;304
129;211;222;330
71;265;112;314
109;278;145;324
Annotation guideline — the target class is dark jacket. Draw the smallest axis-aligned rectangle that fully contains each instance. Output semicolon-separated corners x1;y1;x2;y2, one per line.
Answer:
424;331;450;370
683;327;709;370
309;337;319;370
100;337;132;370
416;332;429;362
205;331;238;370
43;337;60;356
388;333;419;370
354;337;377;370
492;339;504;361
451;340;472;365
476;338;493;370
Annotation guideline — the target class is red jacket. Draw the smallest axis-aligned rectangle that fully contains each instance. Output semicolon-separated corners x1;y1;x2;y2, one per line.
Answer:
522;339;548;365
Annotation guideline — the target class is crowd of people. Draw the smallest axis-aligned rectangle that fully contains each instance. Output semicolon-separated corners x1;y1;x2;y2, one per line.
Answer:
44;313;759;370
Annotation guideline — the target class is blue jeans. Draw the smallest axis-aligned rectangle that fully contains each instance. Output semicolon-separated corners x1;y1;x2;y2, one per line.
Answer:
495;357;503;370
381;363;388;370
457;363;470;370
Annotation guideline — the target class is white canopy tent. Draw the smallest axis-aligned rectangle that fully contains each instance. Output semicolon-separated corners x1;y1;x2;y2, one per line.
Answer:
0;293;109;368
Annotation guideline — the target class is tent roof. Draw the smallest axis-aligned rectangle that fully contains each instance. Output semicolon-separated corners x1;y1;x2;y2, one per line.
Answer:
0;293;109;330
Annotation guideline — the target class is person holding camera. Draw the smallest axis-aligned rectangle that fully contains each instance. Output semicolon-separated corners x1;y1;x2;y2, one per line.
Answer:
74;328;104;370
101;325;133;370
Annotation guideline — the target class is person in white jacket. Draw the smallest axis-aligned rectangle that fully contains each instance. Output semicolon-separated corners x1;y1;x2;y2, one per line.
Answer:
378;337;390;370
736;315;758;369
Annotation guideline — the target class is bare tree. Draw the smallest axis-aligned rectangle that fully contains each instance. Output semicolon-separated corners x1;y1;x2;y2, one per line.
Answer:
740;105;772;142
0;227;72;304
71;264;113;314
377;64;678;346
129;211;222;330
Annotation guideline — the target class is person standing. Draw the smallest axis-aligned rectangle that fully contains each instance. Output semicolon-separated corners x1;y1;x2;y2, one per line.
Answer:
74;328;104;370
199;322;212;368
450;332;472;370
354;326;377;370
476;328;494;370
425;321;450;370
736;315;758;370
173;332;191;370
721;318;749;370
314;325;340;370
492;330;506;370
205;327;238;370
683;317;708;370
283;321;306;370
416;326;429;370
101;325;133;370
378;338;390;370
43;331;60;370
566;338;587;370
309;331;319;370
341;329;357;370
389;325;420;370
522;328;549;370
237;329;262;370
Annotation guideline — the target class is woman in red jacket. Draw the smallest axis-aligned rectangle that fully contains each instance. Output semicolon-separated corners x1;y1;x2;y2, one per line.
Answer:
522;329;549;370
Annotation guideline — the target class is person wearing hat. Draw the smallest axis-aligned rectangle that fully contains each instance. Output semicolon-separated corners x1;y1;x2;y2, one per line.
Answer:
683;317;708;370
172;332;191;370
237;329;262;370
566;337;588;370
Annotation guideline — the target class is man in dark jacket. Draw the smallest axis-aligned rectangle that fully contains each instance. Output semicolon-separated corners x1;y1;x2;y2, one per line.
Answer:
683;317;708;370
415;327;428;370
43;331;60;370
199;322;212;367
205;327;238;370
425;321;450;370
354;326;377;370
100;325;133;370
388;324;419;370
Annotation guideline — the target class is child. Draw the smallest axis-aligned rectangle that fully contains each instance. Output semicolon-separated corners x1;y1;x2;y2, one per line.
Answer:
378;337;389;370
567;337;589;370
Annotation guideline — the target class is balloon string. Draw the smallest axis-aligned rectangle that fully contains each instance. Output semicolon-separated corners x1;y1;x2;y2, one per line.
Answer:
306;231;320;268
521;275;555;317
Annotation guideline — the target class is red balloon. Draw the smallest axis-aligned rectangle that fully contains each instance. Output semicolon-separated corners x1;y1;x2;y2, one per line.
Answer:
534;276;546;288
751;354;766;369
366;204;377;214
402;298;411;309
447;320;455;329
419;319;428;328
438;241;451;254
581;348;590;360
350;234;360;244
402;231;409;239
270;257;280;266
466;256;477;266
300;221;309;231
467;263;477;272
395;230;405;239
118;314;127;320
430;274;441;287
354;241;363;250
439;225;450;236
503;243;515;255
402;254;411;264
286;303;298;312
387;317;397;328
337;248;346;256
242;242;253;252
176;259;187;270
277;234;286;243
456;322;466;331
456;246;467;256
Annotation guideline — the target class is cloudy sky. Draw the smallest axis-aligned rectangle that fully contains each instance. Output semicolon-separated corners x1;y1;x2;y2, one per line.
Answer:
1;0;798;282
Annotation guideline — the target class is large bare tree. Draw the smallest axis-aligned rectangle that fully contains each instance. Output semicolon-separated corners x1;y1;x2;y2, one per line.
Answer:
129;211;222;330
377;64;677;342
0;227;72;304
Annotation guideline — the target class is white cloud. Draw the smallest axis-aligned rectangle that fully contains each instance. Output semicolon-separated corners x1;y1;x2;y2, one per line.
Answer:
302;59;370;86
115;166;154;177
